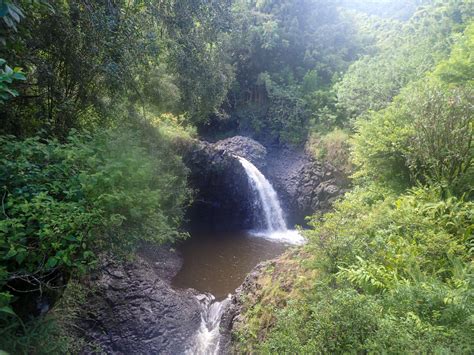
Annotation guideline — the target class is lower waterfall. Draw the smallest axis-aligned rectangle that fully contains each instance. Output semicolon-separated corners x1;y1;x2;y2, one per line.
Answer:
186;294;231;355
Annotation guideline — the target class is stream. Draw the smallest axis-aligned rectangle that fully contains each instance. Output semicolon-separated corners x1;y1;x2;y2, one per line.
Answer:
173;157;305;354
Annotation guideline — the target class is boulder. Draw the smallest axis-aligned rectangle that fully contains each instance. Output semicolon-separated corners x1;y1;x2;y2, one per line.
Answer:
213;136;267;168
76;246;201;354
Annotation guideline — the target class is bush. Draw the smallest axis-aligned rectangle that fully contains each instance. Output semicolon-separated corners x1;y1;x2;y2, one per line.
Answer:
0;121;192;352
352;79;473;192
254;186;474;353
260;290;382;354
306;128;352;174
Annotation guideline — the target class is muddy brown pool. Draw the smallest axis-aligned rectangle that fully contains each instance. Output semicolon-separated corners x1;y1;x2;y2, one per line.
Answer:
172;232;288;299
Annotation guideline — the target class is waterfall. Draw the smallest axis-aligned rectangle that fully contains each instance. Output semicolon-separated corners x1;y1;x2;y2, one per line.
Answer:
237;157;286;232
186;294;231;355
186;156;305;355
237;157;305;245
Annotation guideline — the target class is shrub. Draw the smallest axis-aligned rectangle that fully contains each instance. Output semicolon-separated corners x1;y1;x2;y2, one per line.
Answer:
255;186;474;353
260;289;382;354
404;83;472;188
0;123;191;352
352;79;472;192
306;128;352;174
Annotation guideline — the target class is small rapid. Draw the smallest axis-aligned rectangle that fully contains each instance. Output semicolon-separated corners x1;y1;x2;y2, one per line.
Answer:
186;294;231;355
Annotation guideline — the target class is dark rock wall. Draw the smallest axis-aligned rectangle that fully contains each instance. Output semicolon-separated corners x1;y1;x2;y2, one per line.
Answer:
184;141;257;232
77;246;201;354
213;136;267;169
264;147;348;226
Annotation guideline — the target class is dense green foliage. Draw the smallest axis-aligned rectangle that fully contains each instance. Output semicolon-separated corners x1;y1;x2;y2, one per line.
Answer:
235;3;473;353
0;120;192;352
1;0;473;352
0;0;233;136
353;80;472;191
336;0;472;118
258;186;473;353
214;0;363;144
0;59;25;103
0;0;204;350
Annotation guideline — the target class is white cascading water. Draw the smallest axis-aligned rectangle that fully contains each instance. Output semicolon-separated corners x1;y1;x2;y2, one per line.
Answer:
237;156;305;245
186;294;231;355
237;156;286;231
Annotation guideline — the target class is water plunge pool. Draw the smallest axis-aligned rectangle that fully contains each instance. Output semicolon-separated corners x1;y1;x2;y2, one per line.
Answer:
172;231;288;299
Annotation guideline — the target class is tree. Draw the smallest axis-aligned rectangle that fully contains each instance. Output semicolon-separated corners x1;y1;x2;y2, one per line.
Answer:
221;0;361;143
336;0;472;119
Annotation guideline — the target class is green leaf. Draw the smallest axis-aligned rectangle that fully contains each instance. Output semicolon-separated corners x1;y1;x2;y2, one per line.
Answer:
4;248;17;259
15;250;27;264
45;257;58;269
0;306;16;317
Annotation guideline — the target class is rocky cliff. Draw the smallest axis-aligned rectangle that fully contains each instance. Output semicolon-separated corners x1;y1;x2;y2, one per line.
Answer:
186;136;347;229
183;140;257;232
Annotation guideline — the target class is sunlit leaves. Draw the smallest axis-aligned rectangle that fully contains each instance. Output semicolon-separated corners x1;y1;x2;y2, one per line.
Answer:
0;125;191;302
0;59;26;103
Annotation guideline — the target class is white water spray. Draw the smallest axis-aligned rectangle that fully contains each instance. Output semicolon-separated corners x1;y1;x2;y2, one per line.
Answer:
237;157;305;245
186;294;231;355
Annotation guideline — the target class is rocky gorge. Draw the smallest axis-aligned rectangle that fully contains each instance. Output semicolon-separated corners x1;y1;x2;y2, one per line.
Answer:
73;136;346;353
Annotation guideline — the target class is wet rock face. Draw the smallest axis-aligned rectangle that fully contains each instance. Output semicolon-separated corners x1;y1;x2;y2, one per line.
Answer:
184;140;257;232
213;136;267;168
264;147;348;225
184;136;347;231
77;246;201;354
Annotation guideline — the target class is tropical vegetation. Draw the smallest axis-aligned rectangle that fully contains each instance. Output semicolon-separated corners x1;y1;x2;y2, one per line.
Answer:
0;0;472;353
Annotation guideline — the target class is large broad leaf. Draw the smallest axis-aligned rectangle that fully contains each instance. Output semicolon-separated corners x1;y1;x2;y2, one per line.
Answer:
0;306;16;317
